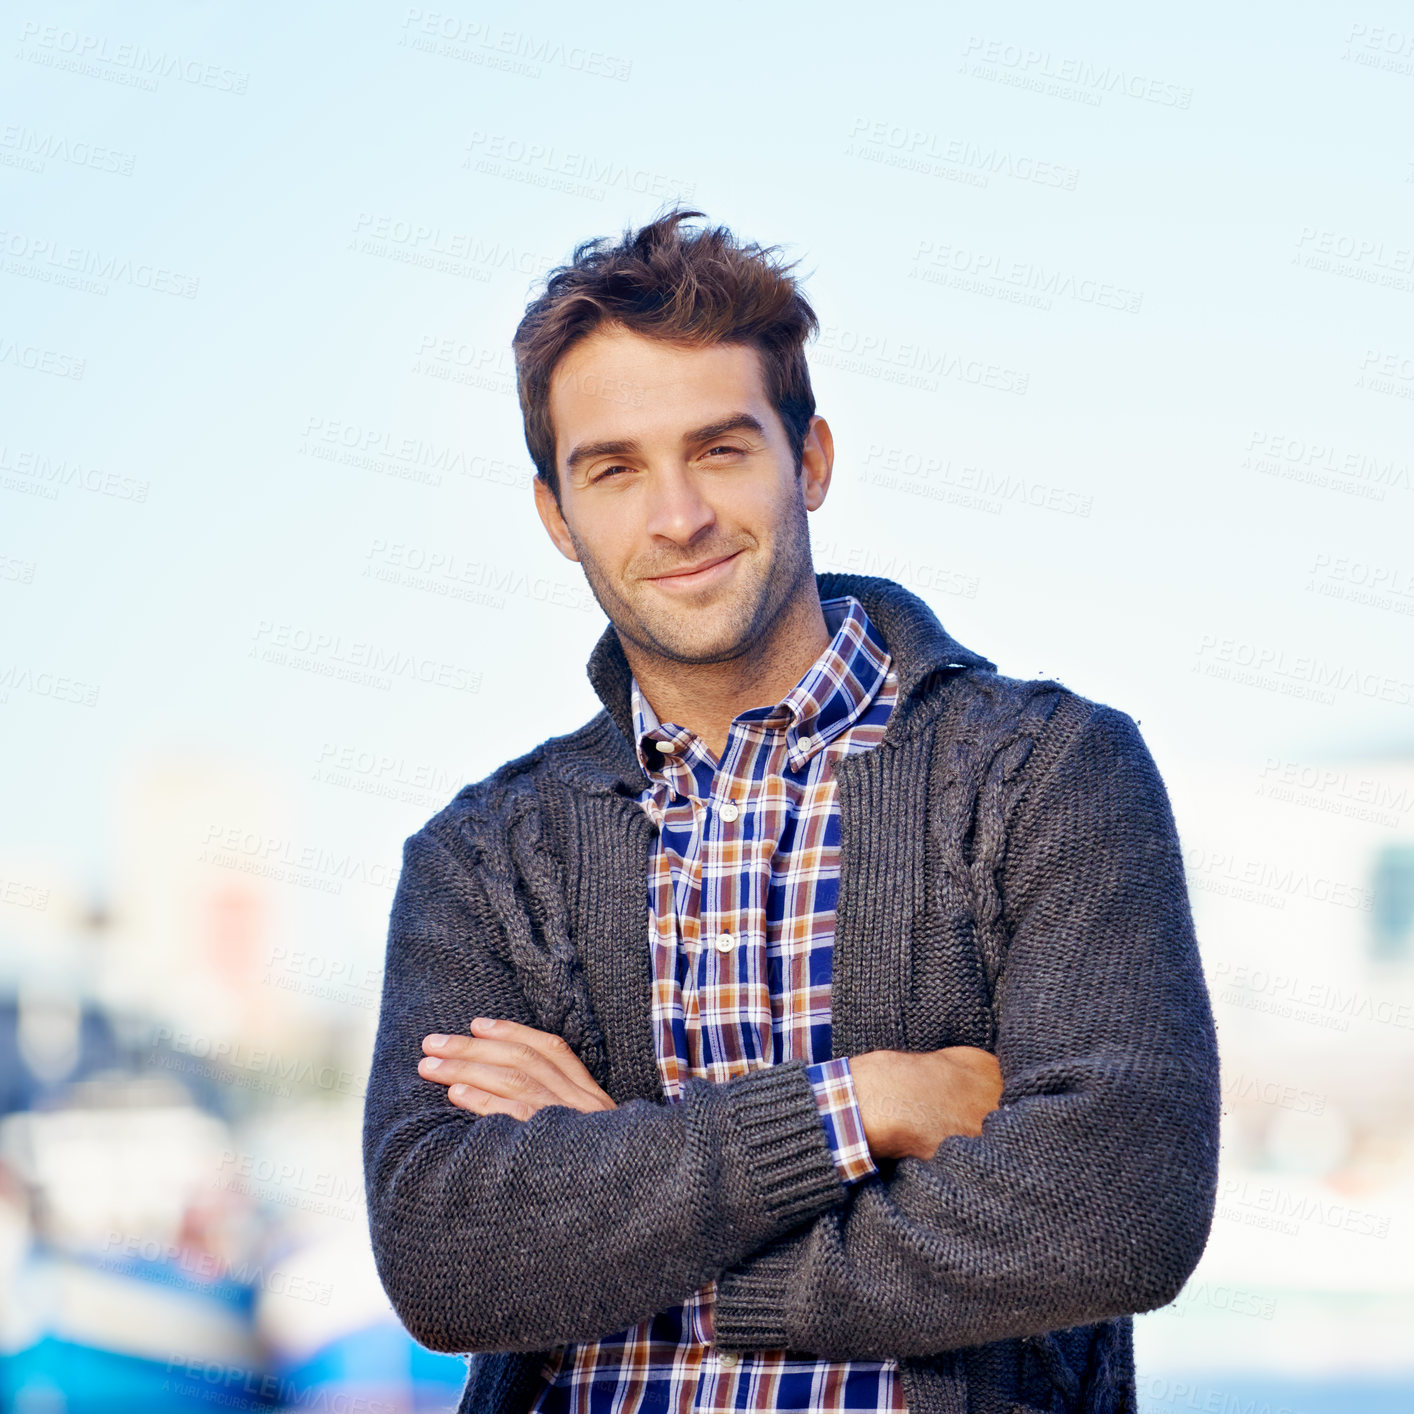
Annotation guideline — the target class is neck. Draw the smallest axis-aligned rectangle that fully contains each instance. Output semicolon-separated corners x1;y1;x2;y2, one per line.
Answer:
622;584;831;760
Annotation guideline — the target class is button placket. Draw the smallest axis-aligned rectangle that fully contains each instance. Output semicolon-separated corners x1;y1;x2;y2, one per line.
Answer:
627;605;905;1401
703;760;735;972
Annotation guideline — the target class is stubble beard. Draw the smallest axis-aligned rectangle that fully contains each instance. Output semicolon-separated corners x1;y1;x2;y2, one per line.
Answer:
565;489;816;668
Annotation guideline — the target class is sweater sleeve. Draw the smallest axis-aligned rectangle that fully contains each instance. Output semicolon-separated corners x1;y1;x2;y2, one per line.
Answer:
361;823;849;1356
711;703;1222;1359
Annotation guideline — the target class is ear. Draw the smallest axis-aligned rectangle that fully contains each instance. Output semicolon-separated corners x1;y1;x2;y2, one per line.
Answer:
800;415;834;512
533;474;580;563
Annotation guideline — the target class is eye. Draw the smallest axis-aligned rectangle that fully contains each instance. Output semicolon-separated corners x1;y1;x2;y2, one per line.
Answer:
591;464;632;483
702;443;744;460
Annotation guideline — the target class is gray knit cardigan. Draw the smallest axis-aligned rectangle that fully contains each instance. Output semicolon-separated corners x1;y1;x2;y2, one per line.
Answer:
362;571;1221;1414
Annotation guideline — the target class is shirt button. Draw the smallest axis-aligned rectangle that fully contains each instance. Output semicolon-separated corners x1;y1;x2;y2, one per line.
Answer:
714;932;735;954
719;801;740;822
718;1350;741;1367
655;739;678;754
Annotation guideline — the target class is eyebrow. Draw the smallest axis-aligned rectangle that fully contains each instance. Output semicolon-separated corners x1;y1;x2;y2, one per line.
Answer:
563;412;768;477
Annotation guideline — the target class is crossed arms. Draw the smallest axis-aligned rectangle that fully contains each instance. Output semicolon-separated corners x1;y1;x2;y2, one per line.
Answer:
361;706;1220;1359
413;1020;1003;1163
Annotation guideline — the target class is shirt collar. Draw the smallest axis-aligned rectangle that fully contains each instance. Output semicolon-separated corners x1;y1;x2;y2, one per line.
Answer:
630;595;893;779
587;573;995;782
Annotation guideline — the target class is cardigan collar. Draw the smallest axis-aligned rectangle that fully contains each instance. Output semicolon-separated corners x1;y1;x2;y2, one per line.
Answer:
583;572;995;786
628;593;895;791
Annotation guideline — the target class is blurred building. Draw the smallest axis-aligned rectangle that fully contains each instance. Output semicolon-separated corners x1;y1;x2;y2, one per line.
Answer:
1136;743;1414;1409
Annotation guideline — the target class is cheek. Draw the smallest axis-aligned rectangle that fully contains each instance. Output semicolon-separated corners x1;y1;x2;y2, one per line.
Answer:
706;469;781;523
572;504;639;571
733;480;797;540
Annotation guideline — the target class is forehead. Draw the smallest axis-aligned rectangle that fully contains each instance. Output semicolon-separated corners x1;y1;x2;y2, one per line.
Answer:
548;326;771;448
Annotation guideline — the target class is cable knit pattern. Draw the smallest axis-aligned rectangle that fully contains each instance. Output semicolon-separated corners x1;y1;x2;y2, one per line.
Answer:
923;674;1068;1035
362;573;1220;1414
463;771;609;1081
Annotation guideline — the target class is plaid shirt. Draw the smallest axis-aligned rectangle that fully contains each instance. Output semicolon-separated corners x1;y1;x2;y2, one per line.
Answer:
531;595;907;1412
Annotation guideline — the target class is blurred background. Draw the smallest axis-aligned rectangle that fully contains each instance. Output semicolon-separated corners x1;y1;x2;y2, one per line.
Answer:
3;2;1412;1410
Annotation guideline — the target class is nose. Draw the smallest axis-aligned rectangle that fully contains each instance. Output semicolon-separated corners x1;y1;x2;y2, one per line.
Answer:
643;463;715;548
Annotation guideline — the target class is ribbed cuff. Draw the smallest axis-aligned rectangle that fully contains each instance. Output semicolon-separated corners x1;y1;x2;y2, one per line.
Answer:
719;1059;847;1230
711;1232;800;1350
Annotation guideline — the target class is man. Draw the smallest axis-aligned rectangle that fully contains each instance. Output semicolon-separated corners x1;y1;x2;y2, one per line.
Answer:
362;209;1221;1414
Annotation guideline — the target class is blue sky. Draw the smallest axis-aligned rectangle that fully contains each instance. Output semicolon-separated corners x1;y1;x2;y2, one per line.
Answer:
4;0;1412;890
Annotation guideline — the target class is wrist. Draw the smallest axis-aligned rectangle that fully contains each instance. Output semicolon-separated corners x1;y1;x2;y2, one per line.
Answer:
850;1049;911;1162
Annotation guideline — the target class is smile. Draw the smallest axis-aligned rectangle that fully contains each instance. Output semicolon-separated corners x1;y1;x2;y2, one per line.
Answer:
645;550;743;592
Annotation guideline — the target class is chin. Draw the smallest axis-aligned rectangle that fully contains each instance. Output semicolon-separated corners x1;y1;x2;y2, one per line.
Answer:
624;604;749;663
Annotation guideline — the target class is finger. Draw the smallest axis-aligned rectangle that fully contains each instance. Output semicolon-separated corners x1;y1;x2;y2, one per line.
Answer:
420;1037;600;1109
466;1018;609;1096
424;1023;613;1108
444;1083;539;1122
418;1055;565;1110
418;1052;614;1114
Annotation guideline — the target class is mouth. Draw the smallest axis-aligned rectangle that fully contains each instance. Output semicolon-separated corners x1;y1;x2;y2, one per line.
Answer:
644;549;744;592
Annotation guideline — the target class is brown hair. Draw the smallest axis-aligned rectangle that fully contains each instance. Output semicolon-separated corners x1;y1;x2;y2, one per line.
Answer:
512;207;819;501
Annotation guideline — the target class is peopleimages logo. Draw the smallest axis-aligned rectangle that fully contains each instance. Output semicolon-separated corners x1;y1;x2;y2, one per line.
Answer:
959;36;1194;108
198;822;398;895
0;123;137;176
845;116;1081;191
250;619;483;695
0;227;199;297
1212;959;1414;1034
399;8;631;81
812;324;1029;396
463;131;694;202
1193;633;1414;708
912;240;1143;313
0;445;148;501
16;21;249;94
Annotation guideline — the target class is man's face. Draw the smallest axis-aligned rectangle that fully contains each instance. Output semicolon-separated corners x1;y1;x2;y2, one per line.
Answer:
533;324;832;666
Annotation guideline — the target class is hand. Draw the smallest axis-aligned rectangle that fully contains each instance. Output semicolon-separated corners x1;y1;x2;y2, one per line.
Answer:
850;1046;1003;1162
419;1017;618;1119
